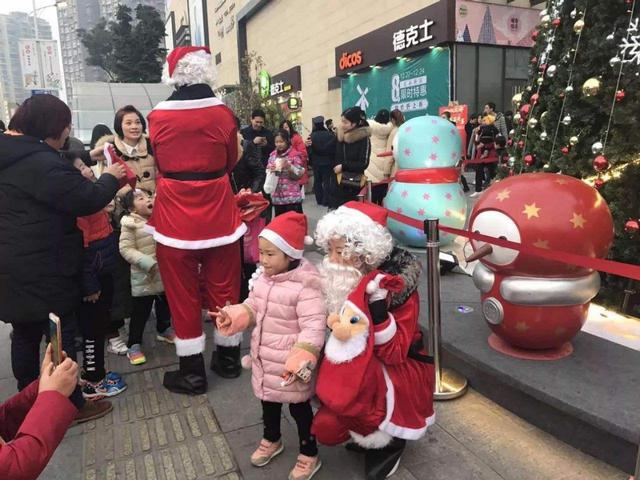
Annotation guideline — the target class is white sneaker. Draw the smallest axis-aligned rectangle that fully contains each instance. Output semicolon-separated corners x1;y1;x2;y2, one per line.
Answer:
107;336;128;355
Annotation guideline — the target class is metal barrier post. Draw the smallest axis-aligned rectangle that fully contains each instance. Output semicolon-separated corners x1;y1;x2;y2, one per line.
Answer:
424;218;468;401
634;446;640;480
366;179;373;202
357;192;365;202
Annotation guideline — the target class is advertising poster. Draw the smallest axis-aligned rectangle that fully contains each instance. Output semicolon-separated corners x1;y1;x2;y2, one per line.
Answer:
19;40;40;89
39;40;61;91
341;48;450;119
189;0;207;46
455;0;540;47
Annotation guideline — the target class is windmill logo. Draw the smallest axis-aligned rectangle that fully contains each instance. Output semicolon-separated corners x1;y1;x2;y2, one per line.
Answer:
355;84;369;111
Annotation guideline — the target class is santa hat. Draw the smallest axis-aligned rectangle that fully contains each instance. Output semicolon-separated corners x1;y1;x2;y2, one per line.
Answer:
337;201;388;228
166;46;211;77
259;212;313;259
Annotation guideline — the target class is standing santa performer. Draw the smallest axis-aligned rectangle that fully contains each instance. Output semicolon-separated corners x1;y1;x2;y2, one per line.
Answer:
147;46;246;395
313;201;435;480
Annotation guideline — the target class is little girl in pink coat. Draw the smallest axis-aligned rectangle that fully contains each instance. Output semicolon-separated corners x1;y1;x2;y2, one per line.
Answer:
213;212;326;480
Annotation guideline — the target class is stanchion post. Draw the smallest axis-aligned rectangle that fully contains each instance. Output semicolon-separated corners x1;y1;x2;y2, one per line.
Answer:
424;218;468;401
634;445;640;480
366;179;373;202
357;192;365;202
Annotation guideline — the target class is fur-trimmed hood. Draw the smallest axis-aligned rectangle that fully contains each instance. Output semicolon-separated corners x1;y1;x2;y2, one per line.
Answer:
94;134;150;159
337;125;371;144
379;247;422;309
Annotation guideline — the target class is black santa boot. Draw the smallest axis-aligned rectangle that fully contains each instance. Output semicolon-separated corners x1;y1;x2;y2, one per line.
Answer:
364;438;407;480
210;331;242;378
163;354;208;395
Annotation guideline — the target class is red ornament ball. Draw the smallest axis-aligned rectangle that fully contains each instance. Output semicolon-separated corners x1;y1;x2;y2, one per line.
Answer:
517;140;525;149
539;63;547;73
594;178;605;190
552;18;561;27
532;30;539;41
507;138;514;147
561;146;570;155
519;104;531;117
524;154;536;166
625;219;640;233
593;155;609;172
530;93;540;105
615;89;626;102
531;56;538;64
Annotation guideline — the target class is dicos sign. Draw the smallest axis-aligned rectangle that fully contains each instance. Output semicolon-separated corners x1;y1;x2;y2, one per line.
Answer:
339;50;363;71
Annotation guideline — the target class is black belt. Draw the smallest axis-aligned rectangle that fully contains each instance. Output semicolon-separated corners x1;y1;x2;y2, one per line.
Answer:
163;169;226;181
408;333;434;364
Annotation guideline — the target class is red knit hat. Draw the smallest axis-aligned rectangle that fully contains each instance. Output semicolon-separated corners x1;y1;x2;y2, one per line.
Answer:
339;201;388;227
166;46;211;77
259;212;313;259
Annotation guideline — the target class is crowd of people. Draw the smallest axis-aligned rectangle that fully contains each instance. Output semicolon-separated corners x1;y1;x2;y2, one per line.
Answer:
0;44;513;480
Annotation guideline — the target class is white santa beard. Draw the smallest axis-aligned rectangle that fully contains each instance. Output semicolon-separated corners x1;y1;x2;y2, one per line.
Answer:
325;329;368;364
320;257;363;315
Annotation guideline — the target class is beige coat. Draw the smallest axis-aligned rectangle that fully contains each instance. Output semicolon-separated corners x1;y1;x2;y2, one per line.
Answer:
365;119;394;183
93;134;157;196
119;213;164;297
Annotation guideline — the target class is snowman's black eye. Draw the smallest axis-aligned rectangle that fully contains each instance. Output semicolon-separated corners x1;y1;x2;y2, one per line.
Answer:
350;316;359;324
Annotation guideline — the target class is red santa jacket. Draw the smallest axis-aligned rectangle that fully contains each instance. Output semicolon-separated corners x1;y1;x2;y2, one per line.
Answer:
0;381;77;480
147;85;246;249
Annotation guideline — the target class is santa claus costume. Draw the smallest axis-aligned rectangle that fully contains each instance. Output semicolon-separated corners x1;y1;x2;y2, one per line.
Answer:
146;46;246;394
312;202;435;480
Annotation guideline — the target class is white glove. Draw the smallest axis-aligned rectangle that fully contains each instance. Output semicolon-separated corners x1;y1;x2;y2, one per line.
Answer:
366;273;389;303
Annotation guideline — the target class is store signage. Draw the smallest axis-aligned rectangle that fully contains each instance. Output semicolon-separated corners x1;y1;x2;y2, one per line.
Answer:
338;50;363;71
335;0;454;75
287;97;301;110
258;66;302;99
341;49;450;120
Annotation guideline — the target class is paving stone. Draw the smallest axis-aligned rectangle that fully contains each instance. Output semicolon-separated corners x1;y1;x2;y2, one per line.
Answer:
406;449;504;480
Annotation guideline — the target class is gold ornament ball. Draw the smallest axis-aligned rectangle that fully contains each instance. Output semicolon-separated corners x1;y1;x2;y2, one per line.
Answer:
528;117;539;128
513;112;522;122
569;136;579;146
537;77;544;86
512;92;523;106
582;77;601;96
573;19;585;34
540;111;548;124
540;131;548;141
526;86;533;92
540;15;551;28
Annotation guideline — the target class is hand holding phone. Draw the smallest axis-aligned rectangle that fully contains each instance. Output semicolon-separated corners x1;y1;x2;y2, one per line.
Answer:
49;313;63;367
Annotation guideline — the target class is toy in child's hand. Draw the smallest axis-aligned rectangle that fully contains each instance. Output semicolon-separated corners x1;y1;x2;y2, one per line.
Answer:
281;361;313;387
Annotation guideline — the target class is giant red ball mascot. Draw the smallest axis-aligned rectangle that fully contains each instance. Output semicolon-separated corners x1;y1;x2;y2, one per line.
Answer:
467;173;614;354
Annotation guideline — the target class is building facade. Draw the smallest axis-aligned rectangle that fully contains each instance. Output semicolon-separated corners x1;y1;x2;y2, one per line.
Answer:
100;0;166;20
165;0;543;132
0;12;52;120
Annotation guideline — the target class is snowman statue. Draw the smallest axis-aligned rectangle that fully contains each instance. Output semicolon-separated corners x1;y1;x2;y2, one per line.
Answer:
384;115;467;247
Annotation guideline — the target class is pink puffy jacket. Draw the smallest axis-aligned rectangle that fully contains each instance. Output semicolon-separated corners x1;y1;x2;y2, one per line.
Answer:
244;259;327;404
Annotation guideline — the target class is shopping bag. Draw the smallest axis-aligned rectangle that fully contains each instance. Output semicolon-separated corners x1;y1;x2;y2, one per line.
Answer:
235;191;270;222
243;216;265;264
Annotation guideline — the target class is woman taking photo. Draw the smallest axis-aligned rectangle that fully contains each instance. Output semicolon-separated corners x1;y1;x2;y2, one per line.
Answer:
327;106;371;209
279;119;309;188
0;94;126;423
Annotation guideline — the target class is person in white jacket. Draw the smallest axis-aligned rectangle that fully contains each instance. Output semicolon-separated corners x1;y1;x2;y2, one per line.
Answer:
364;109;393;184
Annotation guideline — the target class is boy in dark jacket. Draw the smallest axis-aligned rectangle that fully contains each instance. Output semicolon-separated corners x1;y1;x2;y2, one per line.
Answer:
308;116;337;207
68;155;127;399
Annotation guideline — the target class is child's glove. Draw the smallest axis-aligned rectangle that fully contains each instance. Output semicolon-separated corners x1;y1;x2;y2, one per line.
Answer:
284;344;318;375
210;303;253;337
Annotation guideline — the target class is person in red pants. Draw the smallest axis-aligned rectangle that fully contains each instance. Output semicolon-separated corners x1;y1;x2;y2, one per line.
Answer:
147;46;245;394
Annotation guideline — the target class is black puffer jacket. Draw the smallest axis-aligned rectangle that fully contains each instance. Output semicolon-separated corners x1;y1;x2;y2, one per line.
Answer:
0;134;120;323
231;139;266;193
328;125;371;209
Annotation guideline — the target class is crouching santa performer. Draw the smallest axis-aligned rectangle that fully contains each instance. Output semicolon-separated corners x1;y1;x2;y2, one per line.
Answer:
312;201;435;480
146;46;246;395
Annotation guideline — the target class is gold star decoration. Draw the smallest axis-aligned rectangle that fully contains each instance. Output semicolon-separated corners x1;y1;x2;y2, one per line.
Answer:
496;189;511;202
570;212;587;229
522;203;541;220
515;321;530;333
533;239;550;249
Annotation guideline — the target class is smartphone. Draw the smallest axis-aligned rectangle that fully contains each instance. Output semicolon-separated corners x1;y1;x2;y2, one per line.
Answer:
49;313;63;367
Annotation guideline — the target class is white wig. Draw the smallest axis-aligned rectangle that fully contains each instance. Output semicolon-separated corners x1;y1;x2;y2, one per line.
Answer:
162;49;217;87
315;208;394;269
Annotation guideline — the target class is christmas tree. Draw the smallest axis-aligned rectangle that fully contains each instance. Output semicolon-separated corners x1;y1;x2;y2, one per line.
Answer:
507;0;640;314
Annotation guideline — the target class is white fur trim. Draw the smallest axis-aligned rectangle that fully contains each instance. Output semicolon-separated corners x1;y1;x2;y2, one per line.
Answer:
153;97;224;111
378;365;432;440
175;333;206;356
259;228;304;259
304;235;314;245
366;281;377;295
241;354;252;369
349;429;393;449
374;314;397;346
338;205;378;229
324;331;368;364
214;329;243;347
145;223;247;250
248;265;263;292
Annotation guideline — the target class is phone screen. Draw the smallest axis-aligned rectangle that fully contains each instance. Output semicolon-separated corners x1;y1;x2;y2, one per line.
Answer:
49;313;62;367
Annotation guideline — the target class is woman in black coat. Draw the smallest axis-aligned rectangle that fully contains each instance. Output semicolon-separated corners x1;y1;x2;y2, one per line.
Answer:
327;107;372;209
0;95;126;420
308;116;336;207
